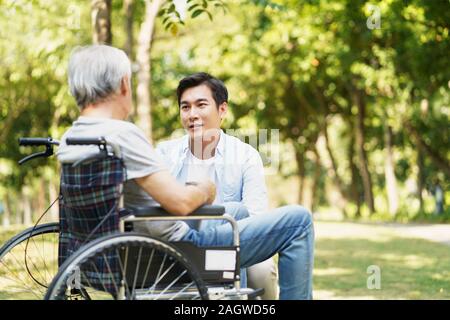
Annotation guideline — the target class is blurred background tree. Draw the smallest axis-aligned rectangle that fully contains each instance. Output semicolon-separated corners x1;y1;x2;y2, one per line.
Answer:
0;0;448;227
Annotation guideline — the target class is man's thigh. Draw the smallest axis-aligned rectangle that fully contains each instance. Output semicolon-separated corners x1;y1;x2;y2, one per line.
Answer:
200;201;250;230
191;205;311;267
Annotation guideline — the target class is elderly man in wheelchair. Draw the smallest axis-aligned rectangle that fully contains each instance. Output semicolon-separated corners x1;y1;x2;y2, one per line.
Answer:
10;44;315;300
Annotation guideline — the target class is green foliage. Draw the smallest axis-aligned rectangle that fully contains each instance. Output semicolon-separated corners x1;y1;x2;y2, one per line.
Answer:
0;0;448;224
0;0;90;191
158;0;227;34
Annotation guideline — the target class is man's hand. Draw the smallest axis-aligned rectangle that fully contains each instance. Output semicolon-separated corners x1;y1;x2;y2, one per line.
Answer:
196;180;216;204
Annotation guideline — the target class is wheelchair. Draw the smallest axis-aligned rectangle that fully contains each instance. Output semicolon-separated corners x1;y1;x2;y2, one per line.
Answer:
0;137;263;300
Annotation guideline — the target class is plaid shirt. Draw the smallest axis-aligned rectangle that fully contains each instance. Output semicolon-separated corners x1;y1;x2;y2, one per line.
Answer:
58;156;127;296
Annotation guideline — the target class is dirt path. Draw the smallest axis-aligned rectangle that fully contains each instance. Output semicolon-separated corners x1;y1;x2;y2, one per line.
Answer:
379;222;450;246
315;220;450;246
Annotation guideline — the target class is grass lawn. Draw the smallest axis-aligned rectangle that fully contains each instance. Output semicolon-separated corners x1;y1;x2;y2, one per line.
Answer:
313;221;450;299
1;221;449;300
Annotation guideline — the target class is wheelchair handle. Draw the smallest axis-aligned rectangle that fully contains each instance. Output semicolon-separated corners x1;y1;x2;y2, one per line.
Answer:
65;136;123;166
66;137;106;146
19;137;59;147
18;137;59;165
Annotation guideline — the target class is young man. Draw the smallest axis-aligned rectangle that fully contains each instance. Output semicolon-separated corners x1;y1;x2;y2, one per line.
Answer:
156;73;299;299
58;45;314;300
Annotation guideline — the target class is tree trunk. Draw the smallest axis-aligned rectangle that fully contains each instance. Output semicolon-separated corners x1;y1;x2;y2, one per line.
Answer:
14;193;22;225
324;118;348;200
124;0;134;57
22;188;32;226
353;89;375;214
384;124;399;215
348;119;361;217
2;194;11;228
91;0;112;45
49;180;59;222
405;120;450;177
37;180;46;220
295;148;306;204
311;146;322;213
136;0;164;141
417;148;425;211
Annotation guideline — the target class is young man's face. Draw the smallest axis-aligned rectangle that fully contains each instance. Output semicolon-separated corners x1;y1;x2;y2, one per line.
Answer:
179;84;227;139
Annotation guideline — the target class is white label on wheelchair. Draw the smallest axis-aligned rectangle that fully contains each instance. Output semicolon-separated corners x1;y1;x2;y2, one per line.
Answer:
205;250;236;271
222;271;234;279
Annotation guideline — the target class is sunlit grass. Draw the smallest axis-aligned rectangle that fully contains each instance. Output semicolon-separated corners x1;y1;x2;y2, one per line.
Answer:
1;222;449;300
313;221;450;300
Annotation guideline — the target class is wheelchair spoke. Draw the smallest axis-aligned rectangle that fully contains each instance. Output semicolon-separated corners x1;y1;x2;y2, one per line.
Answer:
101;253;120;295
8;243;44;284
140;248;155;290
89;260;110;295
153;269;188;300
169;281;196;300
53;234;57;277
115;247;131;299
31;233;50;280
130;246;143;296
2;279;44;299
46;235;208;301
145;260;177;295
0;260;44;299
1;223;60;300
39;232;53;281
79;270;96;297
22;239;50;285
149;253;167;295
1;249;42;291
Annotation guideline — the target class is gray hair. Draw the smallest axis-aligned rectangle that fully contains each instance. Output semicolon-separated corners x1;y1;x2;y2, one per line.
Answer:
68;45;131;109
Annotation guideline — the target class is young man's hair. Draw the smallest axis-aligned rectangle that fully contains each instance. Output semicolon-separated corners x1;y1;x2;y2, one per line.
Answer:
176;72;228;108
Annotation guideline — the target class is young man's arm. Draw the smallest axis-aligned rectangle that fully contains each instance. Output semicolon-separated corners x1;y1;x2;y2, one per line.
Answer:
240;148;269;216
135;171;216;216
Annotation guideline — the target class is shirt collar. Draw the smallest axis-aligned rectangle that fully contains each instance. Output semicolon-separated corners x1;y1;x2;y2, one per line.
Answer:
181;129;225;157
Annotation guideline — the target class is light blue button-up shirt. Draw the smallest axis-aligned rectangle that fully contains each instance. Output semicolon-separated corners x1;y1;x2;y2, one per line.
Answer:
156;130;268;216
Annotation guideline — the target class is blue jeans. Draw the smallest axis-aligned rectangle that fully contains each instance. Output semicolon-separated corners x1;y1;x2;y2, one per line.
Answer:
181;204;314;300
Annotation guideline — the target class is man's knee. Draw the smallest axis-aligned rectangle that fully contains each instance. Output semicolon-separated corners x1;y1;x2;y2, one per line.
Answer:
223;202;250;221
284;205;313;228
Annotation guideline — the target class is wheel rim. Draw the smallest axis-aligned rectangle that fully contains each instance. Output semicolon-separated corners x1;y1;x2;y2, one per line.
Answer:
46;233;208;300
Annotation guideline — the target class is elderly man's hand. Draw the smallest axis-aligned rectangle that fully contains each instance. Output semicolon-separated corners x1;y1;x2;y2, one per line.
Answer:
196;180;216;204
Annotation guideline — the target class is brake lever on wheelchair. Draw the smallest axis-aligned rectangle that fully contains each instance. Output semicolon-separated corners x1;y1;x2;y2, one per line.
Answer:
18;137;60;165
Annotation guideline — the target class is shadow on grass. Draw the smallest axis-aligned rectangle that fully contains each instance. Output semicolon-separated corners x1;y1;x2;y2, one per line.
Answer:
314;236;450;299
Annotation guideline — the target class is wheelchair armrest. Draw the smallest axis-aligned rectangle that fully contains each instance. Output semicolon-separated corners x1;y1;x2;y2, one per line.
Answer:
132;204;225;217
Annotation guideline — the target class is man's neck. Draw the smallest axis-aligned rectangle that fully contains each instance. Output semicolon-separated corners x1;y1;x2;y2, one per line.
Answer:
189;130;221;160
80;100;123;120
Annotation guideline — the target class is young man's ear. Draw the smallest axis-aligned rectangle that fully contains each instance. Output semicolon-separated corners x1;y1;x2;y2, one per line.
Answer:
219;102;228;120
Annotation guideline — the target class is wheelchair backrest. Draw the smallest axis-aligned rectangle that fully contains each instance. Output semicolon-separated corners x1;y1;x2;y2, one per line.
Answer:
58;156;127;266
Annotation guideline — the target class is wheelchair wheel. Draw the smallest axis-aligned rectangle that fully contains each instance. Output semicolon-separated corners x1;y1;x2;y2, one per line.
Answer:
45;233;209;300
0;222;59;299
